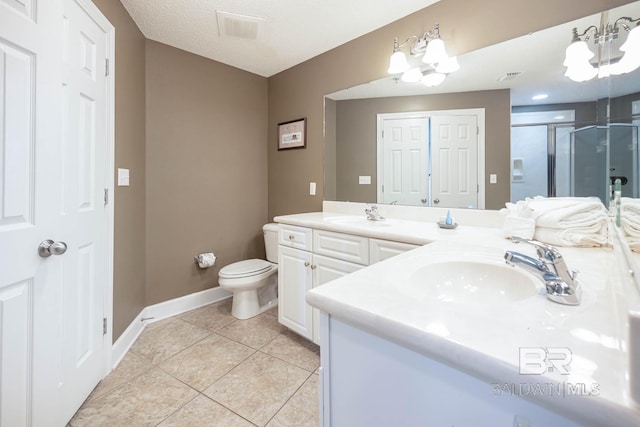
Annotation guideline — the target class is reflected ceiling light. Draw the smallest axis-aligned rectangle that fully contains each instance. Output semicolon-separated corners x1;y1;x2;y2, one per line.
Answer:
563;16;640;82
387;23;458;87
531;94;548;100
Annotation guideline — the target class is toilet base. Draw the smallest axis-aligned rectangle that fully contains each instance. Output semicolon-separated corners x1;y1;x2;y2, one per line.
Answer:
231;292;278;319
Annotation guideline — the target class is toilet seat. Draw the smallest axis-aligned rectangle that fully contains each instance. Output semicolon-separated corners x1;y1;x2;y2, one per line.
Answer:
219;259;273;278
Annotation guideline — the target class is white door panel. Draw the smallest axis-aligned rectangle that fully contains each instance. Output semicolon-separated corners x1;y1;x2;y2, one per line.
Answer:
431;115;479;208
381;118;429;206
0;0;112;424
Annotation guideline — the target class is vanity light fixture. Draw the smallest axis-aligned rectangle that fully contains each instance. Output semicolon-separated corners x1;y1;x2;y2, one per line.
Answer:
387;23;459;87
564;16;640;82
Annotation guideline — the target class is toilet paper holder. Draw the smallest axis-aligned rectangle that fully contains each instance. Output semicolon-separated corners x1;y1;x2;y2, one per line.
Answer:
194;253;216;268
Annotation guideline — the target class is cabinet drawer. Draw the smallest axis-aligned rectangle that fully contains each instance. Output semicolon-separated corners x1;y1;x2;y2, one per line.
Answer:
279;224;312;251
313;230;369;265
369;238;420;264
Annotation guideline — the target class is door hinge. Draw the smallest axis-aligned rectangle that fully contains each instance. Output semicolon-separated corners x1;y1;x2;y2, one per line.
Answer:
103;318;108;335
477;126;479;135
105;58;110;77
104;188;109;206
477;184;480;193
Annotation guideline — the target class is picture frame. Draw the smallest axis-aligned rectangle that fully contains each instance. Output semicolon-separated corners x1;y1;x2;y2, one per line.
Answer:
278;118;307;150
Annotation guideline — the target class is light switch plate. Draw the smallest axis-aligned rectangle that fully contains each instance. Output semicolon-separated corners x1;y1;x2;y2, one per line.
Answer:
359;176;371;185
118;168;130;186
490;174;497;184
310;182;316;195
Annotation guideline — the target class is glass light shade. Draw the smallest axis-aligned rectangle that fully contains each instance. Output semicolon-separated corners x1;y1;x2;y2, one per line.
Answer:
388;50;409;74
422;72;446;87
435;56;460;73
563;40;594;67
620;25;640;53
610;26;640;75
401;67;423;83
422;38;447;64
564;62;598;82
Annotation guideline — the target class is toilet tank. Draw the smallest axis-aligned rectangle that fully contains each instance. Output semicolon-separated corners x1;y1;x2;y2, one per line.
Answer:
263;223;279;263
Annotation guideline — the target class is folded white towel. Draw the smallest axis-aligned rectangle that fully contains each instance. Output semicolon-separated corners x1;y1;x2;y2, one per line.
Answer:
621;217;640;238
534;223;608;247
502;200;533;218
526;197;607;228
624;237;640;253
503;216;535;240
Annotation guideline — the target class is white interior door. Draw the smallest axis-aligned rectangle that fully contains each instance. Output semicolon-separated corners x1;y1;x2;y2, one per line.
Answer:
381;117;429;206
0;0;113;425
431;115;479;208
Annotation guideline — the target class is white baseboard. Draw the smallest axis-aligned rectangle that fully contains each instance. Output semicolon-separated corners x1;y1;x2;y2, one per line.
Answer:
110;287;232;369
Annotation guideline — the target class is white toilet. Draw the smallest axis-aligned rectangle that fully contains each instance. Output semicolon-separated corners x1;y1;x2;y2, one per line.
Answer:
218;223;279;320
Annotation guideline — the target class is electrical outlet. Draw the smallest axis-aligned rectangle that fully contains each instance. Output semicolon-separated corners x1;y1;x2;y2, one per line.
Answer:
490;174;497;184
310;182;316;195
359;176;371;185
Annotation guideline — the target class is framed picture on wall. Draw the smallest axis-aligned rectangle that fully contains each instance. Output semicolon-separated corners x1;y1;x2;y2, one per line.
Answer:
278;118;307;150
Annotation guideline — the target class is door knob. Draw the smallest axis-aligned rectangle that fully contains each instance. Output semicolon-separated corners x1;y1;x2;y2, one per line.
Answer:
433;198;440;205
38;240;68;258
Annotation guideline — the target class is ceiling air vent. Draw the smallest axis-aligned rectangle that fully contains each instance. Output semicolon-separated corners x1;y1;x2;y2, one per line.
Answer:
497;71;523;82
216;10;265;40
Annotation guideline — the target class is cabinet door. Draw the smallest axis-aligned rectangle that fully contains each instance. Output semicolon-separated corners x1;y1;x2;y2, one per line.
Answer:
278;246;313;340
311;254;363;345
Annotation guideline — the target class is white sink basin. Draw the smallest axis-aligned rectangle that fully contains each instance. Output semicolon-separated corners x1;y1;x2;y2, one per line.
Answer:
326;216;394;227
406;259;540;304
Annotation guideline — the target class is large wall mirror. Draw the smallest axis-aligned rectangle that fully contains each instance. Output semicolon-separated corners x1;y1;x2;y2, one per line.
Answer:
324;1;640;211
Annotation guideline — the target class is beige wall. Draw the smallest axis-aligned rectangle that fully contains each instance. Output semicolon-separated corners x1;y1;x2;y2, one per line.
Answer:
92;0;146;341
267;0;633;219
332;90;510;209
145;41;269;305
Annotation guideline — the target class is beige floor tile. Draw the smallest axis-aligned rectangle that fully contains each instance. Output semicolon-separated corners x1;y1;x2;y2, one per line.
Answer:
159;333;255;391
87;352;151;401
217;313;285;349
267;374;319;427
69;367;198;426
204;352;310;426
158;394;255;427
261;329;320;372
130;318;211;364
180;299;237;331
265;305;278;318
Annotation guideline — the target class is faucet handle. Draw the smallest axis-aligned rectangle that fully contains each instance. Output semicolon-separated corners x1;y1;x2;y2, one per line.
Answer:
510;237;561;260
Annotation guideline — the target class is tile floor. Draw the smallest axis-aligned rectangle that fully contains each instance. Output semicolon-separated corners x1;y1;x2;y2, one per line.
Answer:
69;300;320;427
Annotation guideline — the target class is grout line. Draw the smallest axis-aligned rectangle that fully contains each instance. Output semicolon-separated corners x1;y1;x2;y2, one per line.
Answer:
263;370;315;427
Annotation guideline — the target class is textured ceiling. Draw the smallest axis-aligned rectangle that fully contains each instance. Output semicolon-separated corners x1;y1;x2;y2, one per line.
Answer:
120;0;440;77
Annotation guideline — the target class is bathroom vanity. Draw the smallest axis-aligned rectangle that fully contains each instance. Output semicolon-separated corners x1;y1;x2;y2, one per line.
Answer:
274;202;640;427
277;221;418;344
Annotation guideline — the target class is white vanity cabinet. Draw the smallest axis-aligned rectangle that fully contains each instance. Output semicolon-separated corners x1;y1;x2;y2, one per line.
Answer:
278;224;419;344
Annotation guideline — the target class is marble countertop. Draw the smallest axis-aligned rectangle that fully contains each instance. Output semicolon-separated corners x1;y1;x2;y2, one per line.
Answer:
275;211;640;426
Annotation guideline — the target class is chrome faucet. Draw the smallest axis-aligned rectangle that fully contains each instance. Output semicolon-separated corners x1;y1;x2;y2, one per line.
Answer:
504;237;581;305
365;204;384;221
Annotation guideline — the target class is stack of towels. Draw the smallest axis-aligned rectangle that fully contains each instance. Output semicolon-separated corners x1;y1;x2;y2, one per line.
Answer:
620;197;640;252
502;196;608;247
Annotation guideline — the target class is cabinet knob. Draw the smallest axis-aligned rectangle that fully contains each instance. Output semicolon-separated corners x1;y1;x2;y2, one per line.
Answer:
288;235;295;240
310;265;317;269
304;261;310;267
